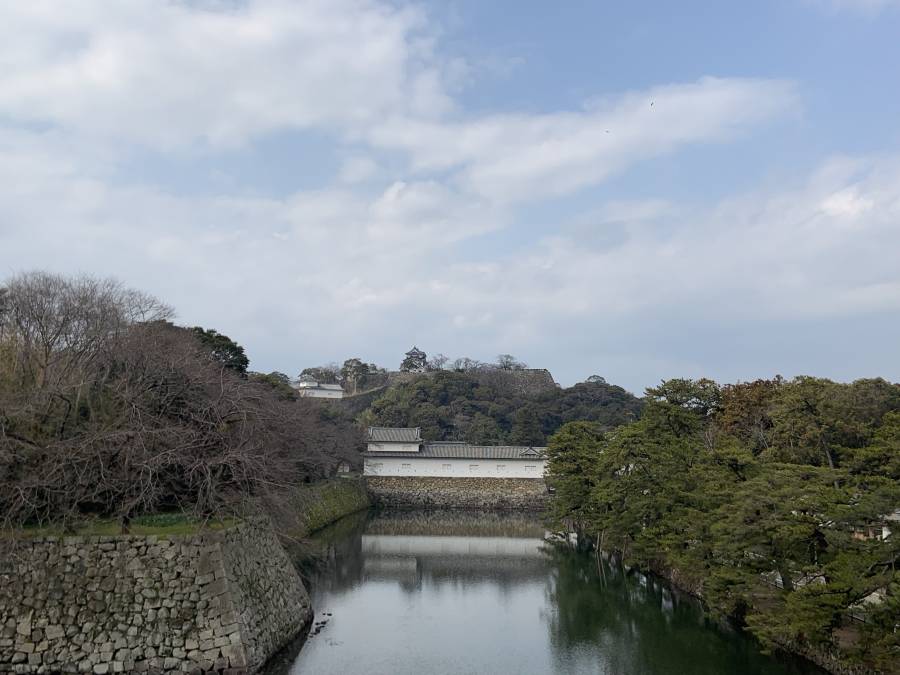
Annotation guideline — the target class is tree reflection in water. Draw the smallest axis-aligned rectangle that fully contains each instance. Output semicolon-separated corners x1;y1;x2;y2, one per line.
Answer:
266;510;825;675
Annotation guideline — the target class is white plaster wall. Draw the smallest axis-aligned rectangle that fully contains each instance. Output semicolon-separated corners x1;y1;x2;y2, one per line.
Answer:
363;456;546;478
298;388;344;399
367;442;421;453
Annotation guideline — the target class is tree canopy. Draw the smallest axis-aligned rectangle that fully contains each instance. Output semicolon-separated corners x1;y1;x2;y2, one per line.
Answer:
190;326;249;374
546;376;900;671
361;370;643;445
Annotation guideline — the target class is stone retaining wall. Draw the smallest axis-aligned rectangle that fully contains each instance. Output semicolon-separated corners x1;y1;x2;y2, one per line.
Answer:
0;522;312;674
366;477;548;510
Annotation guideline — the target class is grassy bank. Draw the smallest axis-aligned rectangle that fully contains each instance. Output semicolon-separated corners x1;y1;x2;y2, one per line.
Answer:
3;479;370;542
272;477;371;539
2;513;237;539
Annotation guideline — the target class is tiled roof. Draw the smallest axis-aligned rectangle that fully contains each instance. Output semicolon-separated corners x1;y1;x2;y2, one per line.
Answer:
363;441;546;460
367;427;423;443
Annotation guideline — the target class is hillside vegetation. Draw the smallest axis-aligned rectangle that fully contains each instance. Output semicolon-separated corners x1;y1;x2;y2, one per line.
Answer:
360;369;643;445
547;376;900;672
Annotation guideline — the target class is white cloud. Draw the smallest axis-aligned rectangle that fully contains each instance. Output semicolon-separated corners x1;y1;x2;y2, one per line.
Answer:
421;156;900;328
821;187;874;218
338;156;379;184
0;0;452;149
2;116;900;385
369;77;799;203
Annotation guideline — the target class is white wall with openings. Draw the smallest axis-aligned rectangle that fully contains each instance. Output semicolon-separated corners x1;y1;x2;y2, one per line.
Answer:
363;457;546;478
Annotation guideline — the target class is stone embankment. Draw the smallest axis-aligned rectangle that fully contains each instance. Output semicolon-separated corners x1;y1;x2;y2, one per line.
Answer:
366;477;548;510
0;522;311;674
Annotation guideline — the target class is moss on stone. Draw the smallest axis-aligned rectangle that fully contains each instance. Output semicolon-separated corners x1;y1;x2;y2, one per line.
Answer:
273;478;371;539
5;514;237;539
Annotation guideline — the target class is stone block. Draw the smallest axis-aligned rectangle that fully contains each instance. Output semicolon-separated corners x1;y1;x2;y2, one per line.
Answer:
220;643;246;667
16;610;33;637
44;625;64;640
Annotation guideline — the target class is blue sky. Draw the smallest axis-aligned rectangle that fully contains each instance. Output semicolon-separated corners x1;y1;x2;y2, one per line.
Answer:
1;0;899;393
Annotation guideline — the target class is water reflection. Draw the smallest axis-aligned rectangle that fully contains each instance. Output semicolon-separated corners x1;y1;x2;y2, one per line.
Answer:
269;510;824;675
361;511;549;591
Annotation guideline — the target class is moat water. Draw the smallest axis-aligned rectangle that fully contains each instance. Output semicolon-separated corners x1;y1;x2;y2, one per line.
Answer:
266;510;825;675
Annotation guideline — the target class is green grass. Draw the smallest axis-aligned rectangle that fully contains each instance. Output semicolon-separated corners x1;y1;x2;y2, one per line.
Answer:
4;513;238;538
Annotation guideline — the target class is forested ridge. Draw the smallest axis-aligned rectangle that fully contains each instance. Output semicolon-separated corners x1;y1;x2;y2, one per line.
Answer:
546;377;900;672
360;369;643;445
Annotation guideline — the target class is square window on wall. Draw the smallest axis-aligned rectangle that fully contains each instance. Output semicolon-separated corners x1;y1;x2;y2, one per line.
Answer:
401;463;412;471
469;465;479;472
496;464;506;473
442;464;452;471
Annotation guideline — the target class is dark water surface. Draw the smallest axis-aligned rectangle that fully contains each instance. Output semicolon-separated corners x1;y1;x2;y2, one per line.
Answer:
267;510;825;675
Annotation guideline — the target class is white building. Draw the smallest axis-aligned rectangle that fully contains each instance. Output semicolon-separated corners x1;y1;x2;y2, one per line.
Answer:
293;375;344;399
363;427;547;478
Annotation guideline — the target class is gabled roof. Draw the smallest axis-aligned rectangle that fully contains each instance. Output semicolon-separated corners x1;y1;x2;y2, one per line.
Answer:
368;427;423;443
363;441;547;460
405;346;426;357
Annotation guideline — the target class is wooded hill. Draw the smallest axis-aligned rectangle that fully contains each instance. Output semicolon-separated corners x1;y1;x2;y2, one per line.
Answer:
358;369;643;445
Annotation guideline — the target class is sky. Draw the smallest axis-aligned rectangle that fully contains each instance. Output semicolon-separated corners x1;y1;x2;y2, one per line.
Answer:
1;0;899;393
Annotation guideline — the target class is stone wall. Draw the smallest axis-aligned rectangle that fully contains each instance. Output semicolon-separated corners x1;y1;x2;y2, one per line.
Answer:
472;368;558;397
0;522;312;674
366;477;548;510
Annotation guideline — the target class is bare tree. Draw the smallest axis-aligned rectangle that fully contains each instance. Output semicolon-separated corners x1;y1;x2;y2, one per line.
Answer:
299;363;341;384
428;353;449;370
0;272;359;532
496;354;527;370
451;356;482;372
